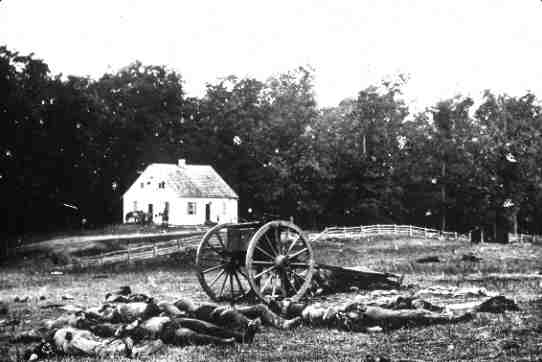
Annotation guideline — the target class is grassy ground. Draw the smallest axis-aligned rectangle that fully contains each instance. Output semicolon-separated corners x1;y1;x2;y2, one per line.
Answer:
1;236;541;361
15;223;200;248
12;224;205;263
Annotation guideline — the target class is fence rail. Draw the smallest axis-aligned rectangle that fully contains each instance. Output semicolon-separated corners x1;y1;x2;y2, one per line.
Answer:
65;231;205;269
310;224;469;242
309;224;542;245
509;233;542;244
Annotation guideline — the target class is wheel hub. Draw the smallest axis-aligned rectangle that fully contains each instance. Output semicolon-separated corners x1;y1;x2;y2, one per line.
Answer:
274;254;289;269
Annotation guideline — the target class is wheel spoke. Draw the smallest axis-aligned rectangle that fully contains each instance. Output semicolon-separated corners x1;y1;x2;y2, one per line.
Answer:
288;248;308;260
202;263;226;274
251;260;275;266
290;270;305;288
289;262;310;268
202;244;224;256
238;268;250;281
233;271;245;296
215;232;226;249
274;226;281;253
255;246;275;261
229;271;235;300
264;234;279;256
218;272;229;298
260;273;272;293
254;265;277;280
209;269;226;287
286;235;300;254
199;256;224;263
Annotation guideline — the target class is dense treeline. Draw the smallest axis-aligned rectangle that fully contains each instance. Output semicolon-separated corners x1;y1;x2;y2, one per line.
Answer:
2;46;542;241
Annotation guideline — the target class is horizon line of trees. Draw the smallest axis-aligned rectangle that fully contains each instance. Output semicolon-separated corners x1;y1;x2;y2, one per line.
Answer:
2;45;542;242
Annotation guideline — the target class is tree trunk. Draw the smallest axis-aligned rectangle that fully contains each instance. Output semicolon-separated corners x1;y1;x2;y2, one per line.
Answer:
511;207;519;235
440;162;446;231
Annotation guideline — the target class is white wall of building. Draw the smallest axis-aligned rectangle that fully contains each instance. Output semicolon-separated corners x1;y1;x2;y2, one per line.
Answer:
168;197;238;225
123;190;238;226
122;183;177;224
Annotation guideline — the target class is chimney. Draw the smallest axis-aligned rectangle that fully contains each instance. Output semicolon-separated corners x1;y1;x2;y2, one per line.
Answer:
178;159;186;168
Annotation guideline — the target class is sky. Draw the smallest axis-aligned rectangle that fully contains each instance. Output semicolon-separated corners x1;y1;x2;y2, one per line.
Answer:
1;0;542;111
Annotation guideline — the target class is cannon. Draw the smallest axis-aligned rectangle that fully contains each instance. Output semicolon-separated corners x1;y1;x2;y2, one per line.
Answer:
195;220;315;303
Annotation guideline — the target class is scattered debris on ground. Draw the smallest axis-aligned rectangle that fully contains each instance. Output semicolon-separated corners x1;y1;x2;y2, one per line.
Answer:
461;253;482;262
415;256;440;263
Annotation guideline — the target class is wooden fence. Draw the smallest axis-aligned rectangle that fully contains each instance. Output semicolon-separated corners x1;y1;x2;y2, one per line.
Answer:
509;233;542;244
64;231;206;269
310;224;469;242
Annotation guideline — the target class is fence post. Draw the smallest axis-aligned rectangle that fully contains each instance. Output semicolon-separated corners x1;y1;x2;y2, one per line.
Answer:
409;225;413;237
454;232;458;240
177;239;181;249
153;240;157;257
127;248;131;263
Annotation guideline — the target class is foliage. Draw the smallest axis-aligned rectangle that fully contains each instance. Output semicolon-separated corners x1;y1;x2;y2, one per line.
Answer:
2;45;542;238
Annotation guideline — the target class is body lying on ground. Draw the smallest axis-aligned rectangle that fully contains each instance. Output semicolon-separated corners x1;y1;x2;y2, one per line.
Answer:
23;287;299;360
272;294;520;331
21;286;520;361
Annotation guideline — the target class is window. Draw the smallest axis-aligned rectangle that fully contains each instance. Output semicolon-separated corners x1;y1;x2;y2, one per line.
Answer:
223;201;227;215
140;182;144;188
158;181;165;189
133;201;138;211
187;202;196;215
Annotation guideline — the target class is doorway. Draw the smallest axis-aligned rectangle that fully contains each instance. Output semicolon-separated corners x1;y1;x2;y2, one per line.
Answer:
205;203;211;223
148;204;153;223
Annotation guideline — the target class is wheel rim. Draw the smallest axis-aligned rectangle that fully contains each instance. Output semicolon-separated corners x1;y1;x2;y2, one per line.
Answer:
196;223;251;302
246;220;315;303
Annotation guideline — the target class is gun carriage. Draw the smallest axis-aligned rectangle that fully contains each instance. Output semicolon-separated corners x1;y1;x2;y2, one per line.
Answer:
195;220;315;303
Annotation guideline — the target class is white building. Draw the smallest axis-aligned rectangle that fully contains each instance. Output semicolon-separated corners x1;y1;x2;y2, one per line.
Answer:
122;159;238;225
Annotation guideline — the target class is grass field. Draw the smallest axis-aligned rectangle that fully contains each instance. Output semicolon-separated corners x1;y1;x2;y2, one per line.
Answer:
1;235;541;361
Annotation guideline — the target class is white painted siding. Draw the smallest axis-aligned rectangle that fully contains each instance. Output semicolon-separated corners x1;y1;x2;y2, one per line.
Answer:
168;197;238;225
123;190;238;226
122;180;177;224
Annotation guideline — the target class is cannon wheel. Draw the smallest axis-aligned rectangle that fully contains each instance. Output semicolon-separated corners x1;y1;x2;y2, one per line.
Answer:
195;223;251;302
245;220;315;303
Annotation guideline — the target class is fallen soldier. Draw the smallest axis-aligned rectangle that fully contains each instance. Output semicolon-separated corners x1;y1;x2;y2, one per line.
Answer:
172;297;302;332
272;294;520;332
25;327;164;361
22;288;301;360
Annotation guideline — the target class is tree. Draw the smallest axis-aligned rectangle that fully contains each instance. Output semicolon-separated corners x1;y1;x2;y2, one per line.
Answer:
475;91;542;239
311;77;409;225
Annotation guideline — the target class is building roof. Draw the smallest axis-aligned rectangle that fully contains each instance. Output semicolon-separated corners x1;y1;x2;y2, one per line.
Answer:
126;163;238;199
